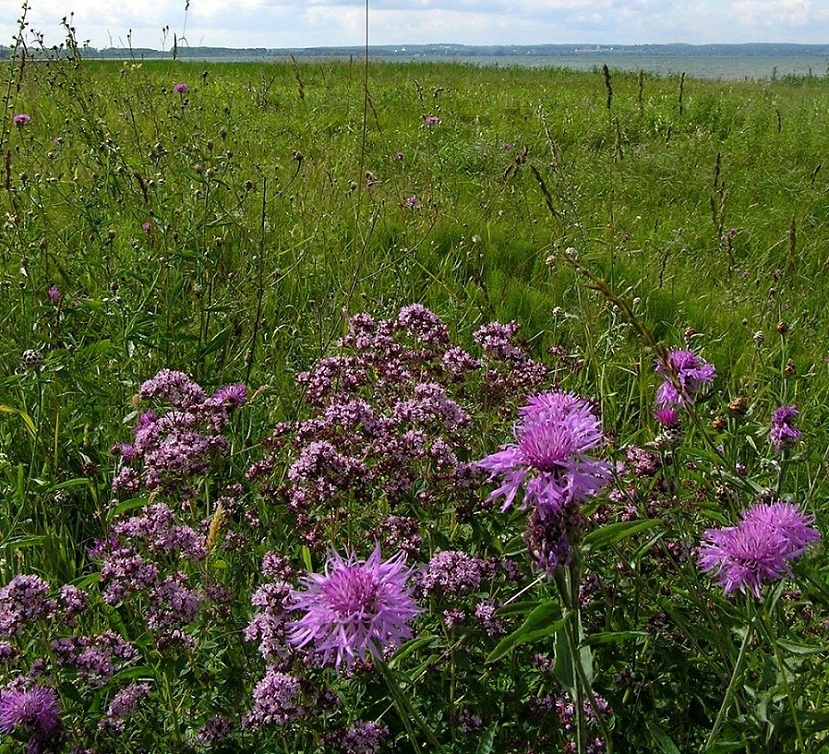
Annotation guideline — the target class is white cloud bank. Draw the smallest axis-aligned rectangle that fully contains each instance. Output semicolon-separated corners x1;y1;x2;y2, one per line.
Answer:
1;0;828;50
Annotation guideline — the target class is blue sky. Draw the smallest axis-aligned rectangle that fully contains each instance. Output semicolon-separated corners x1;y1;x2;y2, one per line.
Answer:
2;0;828;49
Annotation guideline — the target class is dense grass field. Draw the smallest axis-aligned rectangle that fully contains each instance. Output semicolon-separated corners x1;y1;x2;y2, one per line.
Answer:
1;32;829;754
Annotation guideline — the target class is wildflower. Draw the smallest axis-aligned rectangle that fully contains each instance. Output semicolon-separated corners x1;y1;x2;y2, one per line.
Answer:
403;194;419;208
99;683;150;733
769;404;801;452
288;545;420;668
340;720;388;753
741;501;820;559
655;348;716;407
423;115;439;127
172;82;189;94
395;150;405;160
246;670;301;727
0;684;63;751
698;502;820;597
477;390;610;516
12;114;30;126
47;286;61;302
141;221;152;233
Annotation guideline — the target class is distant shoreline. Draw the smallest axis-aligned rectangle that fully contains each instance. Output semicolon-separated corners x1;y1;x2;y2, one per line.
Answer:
16;42;828;80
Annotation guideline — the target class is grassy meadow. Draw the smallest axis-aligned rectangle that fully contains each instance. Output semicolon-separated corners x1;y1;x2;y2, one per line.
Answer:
1;34;829;754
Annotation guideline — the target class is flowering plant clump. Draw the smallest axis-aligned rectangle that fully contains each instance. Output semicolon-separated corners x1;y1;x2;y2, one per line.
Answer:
111;369;247;493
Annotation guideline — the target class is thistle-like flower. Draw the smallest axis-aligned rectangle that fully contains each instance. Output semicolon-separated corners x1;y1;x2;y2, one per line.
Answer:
0;684;63;751
288;546;420;668
655;348;715;407
698;501;820;597
768;404;801;452
477;390;610;517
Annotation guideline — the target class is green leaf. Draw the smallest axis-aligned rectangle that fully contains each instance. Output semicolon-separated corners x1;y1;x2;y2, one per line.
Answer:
475;725;497;754
582;630;647;646
486;598;563;663
775;639;826;655
389;634;438;668
581;519;661;553
647;722;682;754
198;327;231;359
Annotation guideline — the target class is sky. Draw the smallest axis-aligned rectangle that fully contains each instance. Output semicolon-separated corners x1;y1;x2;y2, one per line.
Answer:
2;0;829;50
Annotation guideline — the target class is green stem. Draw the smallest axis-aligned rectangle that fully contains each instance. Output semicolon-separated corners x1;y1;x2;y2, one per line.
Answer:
702;600;762;752
375;657;446;753
762;611;805;750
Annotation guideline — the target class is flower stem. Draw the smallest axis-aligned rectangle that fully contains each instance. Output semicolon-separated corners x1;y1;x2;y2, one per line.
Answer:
375;656;446;753
701;600;762;752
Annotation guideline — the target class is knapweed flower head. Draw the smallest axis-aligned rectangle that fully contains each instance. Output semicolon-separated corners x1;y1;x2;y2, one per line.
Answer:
12;113;30;127
0;683;63;751
288;545;420;668
46;286;61;302
172;82;189;94
698;501;820;597
655;348;715;407
769;404;801;452
423;115;439;127
477;389;610;517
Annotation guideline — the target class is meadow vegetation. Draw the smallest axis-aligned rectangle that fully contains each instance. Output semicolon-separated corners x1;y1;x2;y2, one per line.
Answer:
1;18;829;754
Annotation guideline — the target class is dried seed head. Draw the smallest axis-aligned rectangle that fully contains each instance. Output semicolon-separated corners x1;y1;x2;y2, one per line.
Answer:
785;358;796;377
753;330;765;345
776;321;788;335
711;415;727;432
727;396;748;416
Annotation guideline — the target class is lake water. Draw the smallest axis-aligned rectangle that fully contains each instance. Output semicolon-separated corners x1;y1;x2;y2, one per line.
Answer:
172;44;829;82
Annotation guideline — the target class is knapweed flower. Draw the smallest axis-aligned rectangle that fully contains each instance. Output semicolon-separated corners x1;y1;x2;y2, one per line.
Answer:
0;684;63;750
288;546;420;668
741;501;820;559
698;501;820;597
655;348;715;407
477;390;610;516
172;82;189;94
46;286;61;302
769;404;801;452
12;113;30;127
423;115;439;127
403;194;420;209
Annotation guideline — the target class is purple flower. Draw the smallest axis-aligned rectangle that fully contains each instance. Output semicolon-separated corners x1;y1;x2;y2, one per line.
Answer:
769;404;801;452
172;82;189;94
698;522;790;597
288;546;420;668
653;406;680;428
404;194;420;209
141;220;152;233
423;115;439;127
698;502;820;597
100;683;149;732
741;501;820;559
655;348;715;407
246;670;301;727
46;286;61;302
340;720;388;753
12;113;30;127
477;390;610;516
0;684;63;750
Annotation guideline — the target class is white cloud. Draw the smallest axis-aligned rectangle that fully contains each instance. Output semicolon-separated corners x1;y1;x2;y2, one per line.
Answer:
1;0;828;49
